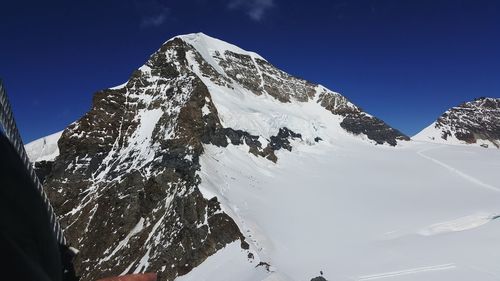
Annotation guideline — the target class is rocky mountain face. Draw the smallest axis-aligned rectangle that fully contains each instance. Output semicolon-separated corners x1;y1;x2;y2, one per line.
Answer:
414;97;500;148
35;33;409;281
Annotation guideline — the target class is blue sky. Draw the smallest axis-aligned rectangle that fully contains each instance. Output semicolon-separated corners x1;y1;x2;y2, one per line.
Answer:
1;0;499;142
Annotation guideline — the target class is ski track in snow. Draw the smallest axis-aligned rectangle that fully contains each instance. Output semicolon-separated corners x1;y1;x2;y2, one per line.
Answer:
357;264;457;280
417;146;500;192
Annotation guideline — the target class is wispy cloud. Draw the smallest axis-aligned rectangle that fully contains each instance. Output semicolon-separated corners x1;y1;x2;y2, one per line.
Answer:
141;10;168;27
135;0;170;28
227;0;275;21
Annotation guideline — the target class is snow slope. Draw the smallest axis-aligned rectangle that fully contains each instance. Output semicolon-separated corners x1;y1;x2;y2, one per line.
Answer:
414;122;497;148
185;136;500;281
25;130;63;162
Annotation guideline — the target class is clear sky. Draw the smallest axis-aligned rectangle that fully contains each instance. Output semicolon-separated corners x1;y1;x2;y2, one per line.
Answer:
1;0;499;142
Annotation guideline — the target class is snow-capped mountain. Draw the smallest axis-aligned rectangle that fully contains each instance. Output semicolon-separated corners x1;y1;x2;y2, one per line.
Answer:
414;97;500;148
27;33;500;281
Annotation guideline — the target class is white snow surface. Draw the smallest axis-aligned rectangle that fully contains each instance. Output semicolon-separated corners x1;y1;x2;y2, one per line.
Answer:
177;136;500;281
25;130;63;162
176;32;266;62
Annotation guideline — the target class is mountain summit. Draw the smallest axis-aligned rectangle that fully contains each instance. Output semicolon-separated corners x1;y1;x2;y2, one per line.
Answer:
34;32;408;280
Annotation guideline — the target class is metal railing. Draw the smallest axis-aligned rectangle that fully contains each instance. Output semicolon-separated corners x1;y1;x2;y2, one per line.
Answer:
0;79;67;246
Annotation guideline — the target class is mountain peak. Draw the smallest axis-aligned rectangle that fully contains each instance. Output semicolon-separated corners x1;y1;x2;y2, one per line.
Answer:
27;33;409;281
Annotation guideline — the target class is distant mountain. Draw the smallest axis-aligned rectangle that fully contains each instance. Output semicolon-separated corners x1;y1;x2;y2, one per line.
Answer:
414;97;500;148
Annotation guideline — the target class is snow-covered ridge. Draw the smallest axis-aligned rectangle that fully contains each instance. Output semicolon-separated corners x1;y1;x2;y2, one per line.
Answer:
192;135;500;281
25;130;63;162
175;32;266;62
107;33;265;92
